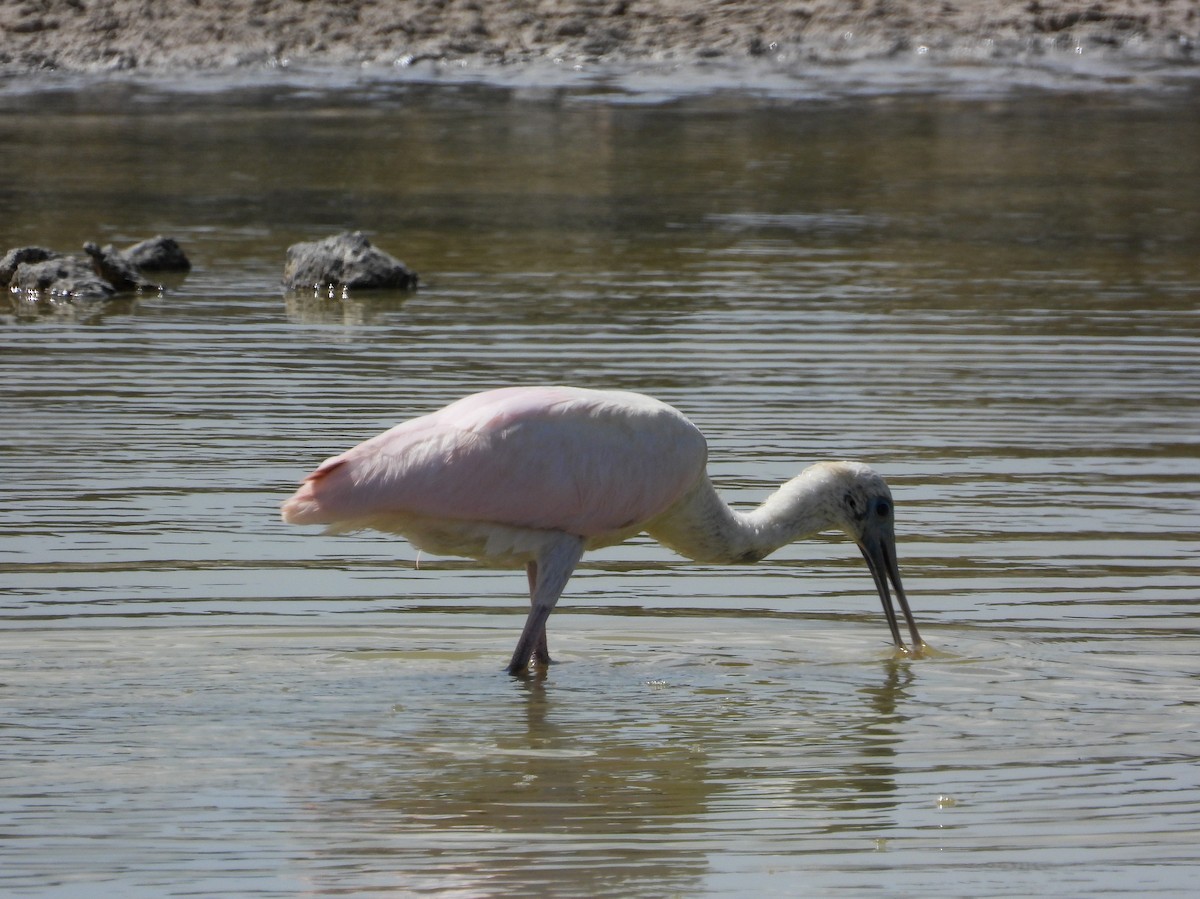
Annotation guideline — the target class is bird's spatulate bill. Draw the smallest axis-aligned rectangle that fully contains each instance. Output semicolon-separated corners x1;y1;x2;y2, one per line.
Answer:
858;535;925;655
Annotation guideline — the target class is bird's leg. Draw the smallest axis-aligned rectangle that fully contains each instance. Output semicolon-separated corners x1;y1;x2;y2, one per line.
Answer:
508;534;585;676
525;560;551;666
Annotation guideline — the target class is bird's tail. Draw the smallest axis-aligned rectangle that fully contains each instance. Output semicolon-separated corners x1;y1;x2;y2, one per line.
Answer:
280;457;347;525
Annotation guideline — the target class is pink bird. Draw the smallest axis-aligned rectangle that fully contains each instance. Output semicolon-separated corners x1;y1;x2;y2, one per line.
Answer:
281;386;924;674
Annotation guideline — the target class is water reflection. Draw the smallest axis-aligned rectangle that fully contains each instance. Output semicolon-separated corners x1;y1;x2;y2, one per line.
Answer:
298;653;920;896
283;287;413;327
7;290;140;324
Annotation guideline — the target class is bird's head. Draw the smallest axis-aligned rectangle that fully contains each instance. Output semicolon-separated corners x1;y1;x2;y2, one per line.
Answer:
818;462;925;654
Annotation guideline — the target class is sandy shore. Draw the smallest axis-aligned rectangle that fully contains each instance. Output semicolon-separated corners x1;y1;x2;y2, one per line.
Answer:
1;0;1196;77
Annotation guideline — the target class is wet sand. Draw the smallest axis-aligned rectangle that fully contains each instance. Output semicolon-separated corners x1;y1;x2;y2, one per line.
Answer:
1;0;1196;76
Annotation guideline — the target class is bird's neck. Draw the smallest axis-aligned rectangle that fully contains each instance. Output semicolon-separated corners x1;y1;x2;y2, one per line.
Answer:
645;468;845;564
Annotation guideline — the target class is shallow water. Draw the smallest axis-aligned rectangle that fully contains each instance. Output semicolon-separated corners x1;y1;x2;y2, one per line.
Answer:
2;72;1199;896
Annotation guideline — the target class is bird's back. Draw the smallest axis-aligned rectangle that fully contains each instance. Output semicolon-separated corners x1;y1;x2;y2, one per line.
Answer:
282;386;708;541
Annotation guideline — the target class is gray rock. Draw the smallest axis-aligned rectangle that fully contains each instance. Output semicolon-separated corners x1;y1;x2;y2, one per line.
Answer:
283;231;418;291
1;246;59;285
124;235;191;272
10;255;115;299
5;236;188;301
83;242;155;292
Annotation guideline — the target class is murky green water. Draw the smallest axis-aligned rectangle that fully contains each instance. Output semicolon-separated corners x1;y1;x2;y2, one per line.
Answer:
2;71;1199;896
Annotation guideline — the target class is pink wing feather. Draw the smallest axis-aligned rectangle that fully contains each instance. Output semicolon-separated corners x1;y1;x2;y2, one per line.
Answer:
281;386;708;539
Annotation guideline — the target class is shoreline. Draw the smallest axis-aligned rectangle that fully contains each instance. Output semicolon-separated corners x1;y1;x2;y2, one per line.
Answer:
2;1;1196;84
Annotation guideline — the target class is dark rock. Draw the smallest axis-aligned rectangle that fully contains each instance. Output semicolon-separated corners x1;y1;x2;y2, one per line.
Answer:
10;255;115;299
5;236;189;301
282;231;418;291
124;235;191;272
83;242;155;292
1;246;59;284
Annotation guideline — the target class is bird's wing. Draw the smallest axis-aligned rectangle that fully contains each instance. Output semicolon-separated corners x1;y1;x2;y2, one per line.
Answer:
282;387;708;537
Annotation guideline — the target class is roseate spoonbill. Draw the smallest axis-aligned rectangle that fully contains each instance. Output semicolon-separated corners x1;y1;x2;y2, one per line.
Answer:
281;386;924;674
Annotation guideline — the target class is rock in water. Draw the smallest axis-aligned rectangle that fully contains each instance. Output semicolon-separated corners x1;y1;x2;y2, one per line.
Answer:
1;246;59;285
124;235;191;272
282;231;418;291
10;255;115;299
83;242;155;292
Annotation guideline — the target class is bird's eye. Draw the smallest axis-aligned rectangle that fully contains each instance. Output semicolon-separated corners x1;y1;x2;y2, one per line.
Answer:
876;500;891;517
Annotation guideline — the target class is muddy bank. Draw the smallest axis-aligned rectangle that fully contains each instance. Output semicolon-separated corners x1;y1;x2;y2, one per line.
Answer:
1;0;1196;76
